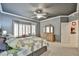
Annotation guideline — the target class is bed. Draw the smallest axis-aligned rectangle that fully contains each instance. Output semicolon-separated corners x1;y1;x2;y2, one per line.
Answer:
0;36;47;56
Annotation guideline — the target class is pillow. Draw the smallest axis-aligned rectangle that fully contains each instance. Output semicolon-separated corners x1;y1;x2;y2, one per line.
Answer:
5;38;19;49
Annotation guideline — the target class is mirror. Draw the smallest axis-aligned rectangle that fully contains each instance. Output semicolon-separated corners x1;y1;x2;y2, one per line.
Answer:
46;26;50;33
45;24;54;33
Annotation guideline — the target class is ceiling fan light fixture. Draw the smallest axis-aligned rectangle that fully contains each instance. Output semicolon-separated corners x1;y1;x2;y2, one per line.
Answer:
36;14;47;19
33;9;48;19
37;14;43;18
35;9;42;14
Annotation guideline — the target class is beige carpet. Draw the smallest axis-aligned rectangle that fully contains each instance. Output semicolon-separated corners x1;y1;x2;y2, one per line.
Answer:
41;42;79;56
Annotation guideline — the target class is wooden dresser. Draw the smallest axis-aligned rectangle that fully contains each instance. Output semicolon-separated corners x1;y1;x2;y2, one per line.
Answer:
41;33;55;42
46;33;55;42
41;24;55;42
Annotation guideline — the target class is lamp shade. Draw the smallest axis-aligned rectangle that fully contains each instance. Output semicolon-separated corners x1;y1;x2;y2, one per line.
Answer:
2;30;7;35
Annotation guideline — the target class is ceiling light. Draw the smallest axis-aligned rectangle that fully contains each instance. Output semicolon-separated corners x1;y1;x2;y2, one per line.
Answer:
37;14;43;18
33;9;47;19
37;14;46;19
35;9;42;14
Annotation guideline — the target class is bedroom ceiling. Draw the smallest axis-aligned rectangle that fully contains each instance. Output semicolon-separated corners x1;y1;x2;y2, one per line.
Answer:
1;3;77;21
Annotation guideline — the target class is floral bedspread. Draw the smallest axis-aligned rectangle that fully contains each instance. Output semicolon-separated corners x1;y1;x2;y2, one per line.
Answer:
0;36;47;56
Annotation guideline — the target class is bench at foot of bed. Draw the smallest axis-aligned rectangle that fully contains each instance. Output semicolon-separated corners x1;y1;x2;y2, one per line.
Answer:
27;46;47;56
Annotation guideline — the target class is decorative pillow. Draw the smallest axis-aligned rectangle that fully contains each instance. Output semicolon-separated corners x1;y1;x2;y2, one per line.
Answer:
5;38;19;49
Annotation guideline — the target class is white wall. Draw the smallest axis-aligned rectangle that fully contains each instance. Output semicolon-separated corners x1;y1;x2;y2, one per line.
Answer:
61;20;79;48
68;20;79;47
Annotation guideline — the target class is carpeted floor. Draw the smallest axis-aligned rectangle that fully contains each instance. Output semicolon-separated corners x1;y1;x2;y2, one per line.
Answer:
41;42;79;56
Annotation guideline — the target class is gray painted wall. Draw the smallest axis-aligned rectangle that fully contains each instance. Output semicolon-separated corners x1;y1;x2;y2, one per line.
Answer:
0;13;40;36
69;12;79;22
77;3;79;11
40;17;61;42
60;17;69;22
0;13;13;34
40;16;69;42
0;4;2;11
69;3;79;22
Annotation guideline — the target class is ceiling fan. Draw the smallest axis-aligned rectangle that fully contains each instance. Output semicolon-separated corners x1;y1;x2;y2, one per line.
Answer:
29;3;53;19
31;8;48;19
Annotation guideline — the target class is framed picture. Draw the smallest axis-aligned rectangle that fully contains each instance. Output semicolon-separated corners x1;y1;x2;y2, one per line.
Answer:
71;27;76;34
71;22;76;34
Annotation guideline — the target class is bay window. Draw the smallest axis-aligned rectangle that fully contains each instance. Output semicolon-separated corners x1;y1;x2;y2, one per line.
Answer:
13;22;36;37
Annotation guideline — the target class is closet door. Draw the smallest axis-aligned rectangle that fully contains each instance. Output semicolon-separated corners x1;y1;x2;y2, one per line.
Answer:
61;23;69;47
